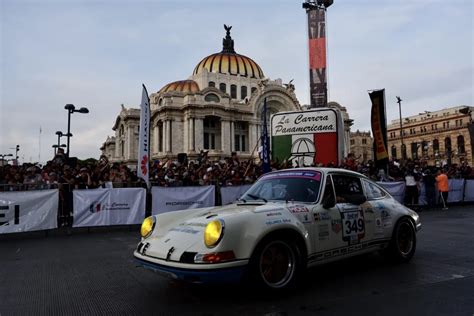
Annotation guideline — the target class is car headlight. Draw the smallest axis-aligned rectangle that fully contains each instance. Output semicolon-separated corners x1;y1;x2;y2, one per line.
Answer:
204;219;225;248
140;216;155;238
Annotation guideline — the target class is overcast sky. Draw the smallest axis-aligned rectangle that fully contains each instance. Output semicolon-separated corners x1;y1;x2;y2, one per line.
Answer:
1;0;472;163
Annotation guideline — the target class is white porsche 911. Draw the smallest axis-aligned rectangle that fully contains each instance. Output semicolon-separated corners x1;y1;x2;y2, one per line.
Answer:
134;168;421;290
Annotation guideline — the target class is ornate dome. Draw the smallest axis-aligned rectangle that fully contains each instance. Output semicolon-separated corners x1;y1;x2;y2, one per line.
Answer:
159;80;200;94
193;25;265;79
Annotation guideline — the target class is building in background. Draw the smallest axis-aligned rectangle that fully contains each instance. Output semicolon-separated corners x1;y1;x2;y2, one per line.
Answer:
349;130;373;164
387;105;474;166
101;26;302;166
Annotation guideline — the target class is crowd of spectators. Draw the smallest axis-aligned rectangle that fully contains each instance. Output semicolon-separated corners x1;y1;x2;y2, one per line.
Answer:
1;149;474;193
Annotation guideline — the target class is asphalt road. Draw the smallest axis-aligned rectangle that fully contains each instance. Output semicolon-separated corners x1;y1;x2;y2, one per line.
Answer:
1;205;473;316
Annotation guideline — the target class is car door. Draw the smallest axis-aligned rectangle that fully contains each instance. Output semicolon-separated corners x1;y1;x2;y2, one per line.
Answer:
330;174;371;248
361;179;390;240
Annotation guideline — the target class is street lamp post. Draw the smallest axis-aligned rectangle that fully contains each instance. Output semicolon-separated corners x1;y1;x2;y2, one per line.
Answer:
396;96;405;162
64;104;89;158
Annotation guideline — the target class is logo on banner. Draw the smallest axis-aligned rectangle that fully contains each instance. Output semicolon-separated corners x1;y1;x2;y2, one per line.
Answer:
89;202;131;213
90;202;102;213
141;155;148;176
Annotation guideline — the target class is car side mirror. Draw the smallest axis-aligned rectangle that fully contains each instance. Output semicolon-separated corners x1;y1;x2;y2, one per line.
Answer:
322;194;336;209
345;193;367;205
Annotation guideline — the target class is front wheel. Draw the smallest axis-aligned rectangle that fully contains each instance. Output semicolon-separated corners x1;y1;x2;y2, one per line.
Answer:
385;218;417;263
249;238;303;290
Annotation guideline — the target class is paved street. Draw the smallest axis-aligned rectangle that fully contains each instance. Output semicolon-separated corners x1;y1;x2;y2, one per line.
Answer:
1;205;473;316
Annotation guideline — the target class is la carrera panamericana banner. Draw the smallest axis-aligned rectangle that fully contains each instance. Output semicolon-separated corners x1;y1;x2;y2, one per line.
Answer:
73;188;146;227
271;109;339;166
0;189;58;234
151;186;215;214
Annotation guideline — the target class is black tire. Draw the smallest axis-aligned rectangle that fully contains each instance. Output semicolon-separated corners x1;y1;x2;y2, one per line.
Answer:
249;237;303;291
386;218;417;263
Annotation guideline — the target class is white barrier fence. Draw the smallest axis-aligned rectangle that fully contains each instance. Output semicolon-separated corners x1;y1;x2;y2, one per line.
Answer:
73;188;146;227
0;189;58;234
151;186;215;215
3;180;474;233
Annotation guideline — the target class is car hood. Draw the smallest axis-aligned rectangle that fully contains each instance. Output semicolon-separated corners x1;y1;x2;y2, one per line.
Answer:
141;202;289;262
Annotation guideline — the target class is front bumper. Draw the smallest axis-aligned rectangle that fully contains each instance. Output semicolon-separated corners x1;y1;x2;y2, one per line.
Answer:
134;254;248;284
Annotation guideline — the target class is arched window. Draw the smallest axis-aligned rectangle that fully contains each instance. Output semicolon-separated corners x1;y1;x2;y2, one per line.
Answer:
204;93;220;102
251;87;257;95
203;116;221;150
219;83;226;94
445;137;452;154
241;86;247;99
457;135;465;154
401;144;407;160
158;98;163;106
230;84;237;99
391;145;397;159
421;140;428;157
433;139;439;156
411;142;418;159
208;81;215;88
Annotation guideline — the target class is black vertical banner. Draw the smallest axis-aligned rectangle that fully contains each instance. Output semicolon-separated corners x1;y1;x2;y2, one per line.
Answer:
369;89;389;170
307;8;328;108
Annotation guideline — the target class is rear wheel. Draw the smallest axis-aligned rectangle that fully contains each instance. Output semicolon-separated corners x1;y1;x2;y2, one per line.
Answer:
249;238;303;290
386;218;416;262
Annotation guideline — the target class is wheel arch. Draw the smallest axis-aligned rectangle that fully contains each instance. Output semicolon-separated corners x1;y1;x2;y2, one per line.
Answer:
250;228;308;264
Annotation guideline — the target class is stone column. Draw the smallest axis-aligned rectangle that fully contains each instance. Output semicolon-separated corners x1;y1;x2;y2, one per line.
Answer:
167;120;173;153
195;118;204;151
221;120;231;155
183;117;189;153
230;121;235;152
152;122;158;155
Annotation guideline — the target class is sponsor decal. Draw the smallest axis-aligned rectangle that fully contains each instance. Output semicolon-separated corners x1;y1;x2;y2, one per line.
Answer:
181;222;207;227
375;218;382;227
331;219;341;234
261;171;321;181
318;223;330;240
314;211;331;221
266;212;283;217
169;227;200;234
265;218;291;226
288;205;310;213
141;155;148;176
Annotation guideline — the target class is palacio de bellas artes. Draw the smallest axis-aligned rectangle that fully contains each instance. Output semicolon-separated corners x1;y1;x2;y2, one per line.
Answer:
100;26;353;167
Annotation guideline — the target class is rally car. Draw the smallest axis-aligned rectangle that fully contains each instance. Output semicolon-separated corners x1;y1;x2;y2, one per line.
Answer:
134;168;421;290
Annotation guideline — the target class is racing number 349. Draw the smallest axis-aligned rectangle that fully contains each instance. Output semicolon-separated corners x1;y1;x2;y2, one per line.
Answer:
344;218;364;234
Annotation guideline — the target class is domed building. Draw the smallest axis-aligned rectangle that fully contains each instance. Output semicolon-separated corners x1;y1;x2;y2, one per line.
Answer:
102;26;302;165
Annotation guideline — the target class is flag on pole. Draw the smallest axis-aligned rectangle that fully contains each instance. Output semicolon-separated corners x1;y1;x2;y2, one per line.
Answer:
137;84;150;188
369;89;389;171
261;98;271;174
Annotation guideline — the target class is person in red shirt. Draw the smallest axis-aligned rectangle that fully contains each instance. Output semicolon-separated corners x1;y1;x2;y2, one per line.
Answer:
436;169;449;210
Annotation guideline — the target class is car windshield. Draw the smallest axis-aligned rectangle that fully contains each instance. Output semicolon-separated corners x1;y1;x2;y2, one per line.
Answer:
241;170;322;203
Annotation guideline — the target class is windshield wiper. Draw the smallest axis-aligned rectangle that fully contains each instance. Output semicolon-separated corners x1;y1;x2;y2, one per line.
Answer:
246;193;268;203
237;198;247;203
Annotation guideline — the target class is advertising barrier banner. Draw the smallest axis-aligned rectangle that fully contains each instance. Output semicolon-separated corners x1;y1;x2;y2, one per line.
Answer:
220;185;252;205
465;180;474;202
377;181;405;203
447;179;465;203
0;189;58;234
151;186;215;214
73;188;146;227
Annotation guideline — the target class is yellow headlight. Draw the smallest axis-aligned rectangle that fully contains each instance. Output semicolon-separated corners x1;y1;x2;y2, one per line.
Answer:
141;216;155;238
204;219;224;248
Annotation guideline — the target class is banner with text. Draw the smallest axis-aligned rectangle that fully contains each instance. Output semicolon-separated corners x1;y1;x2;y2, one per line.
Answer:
73;188;146;227
369;89;389;170
221;185;252;205
151;186;215;214
0;189;58;234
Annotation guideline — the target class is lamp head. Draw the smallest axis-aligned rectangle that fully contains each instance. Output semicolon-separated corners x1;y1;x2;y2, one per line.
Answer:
64;104;75;111
77;107;89;114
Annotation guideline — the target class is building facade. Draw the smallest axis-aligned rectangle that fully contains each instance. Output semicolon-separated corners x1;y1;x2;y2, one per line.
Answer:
349;130;373;164
101;27;302;165
387;105;474;166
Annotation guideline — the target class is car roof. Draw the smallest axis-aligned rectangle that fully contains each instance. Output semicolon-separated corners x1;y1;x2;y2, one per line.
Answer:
268;167;369;179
